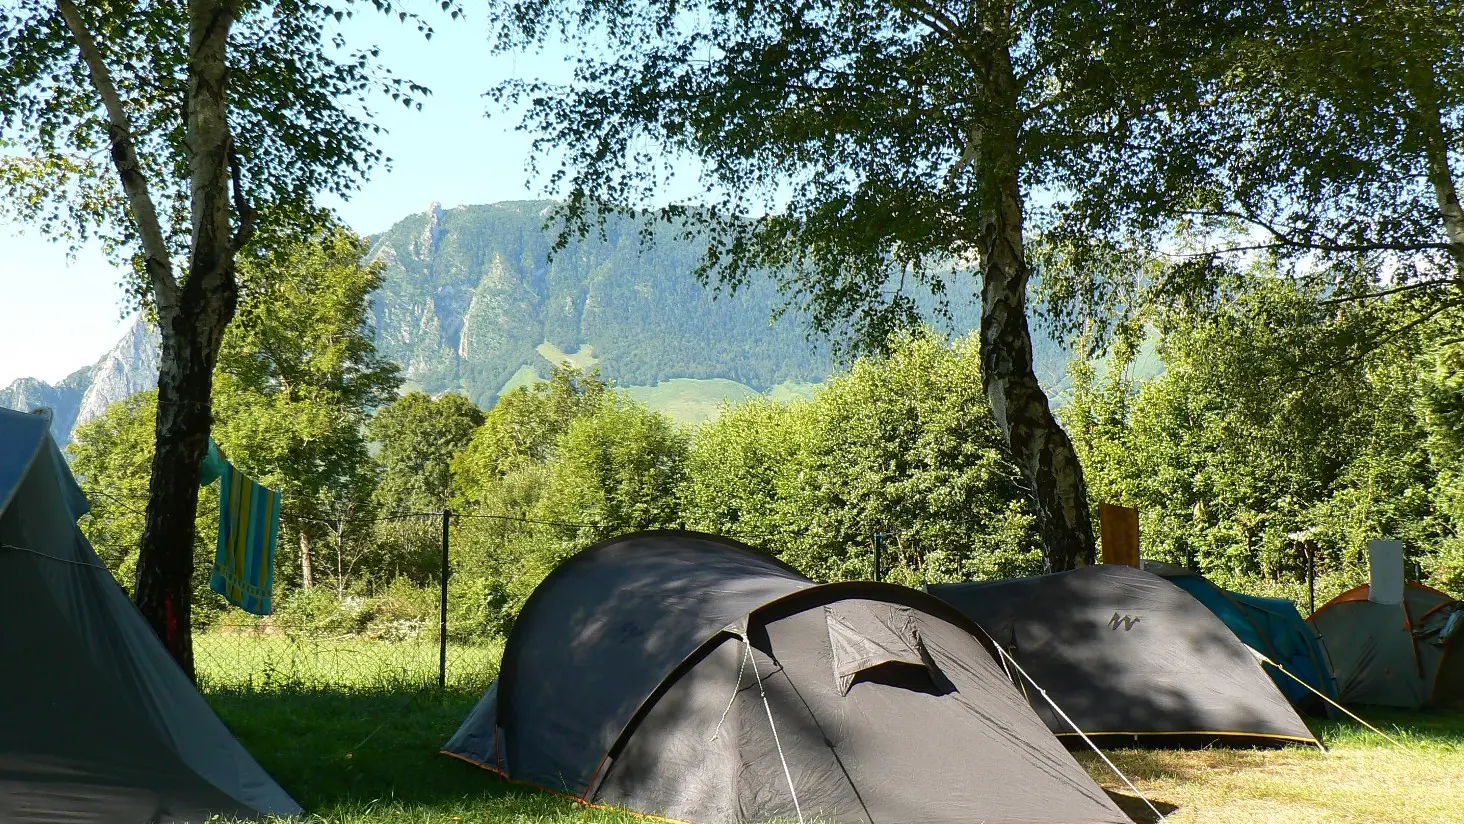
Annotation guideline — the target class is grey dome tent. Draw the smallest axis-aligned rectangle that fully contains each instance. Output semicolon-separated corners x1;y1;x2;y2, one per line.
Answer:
1308;582;1463;709
0;407;301;823
1141;560;1339;715
930;565;1318;747
445;531;1131;824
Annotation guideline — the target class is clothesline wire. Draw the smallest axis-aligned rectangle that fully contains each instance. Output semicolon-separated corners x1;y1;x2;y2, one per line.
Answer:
90;488;149;518
452;512;596;529
81;488;597;530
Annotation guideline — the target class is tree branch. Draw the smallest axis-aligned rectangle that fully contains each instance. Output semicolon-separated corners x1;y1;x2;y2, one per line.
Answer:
891;0;988;75
1319;278;1457;305
230;144;255;250
1291;298;1464;384
55;0;179;316
1180;209;1453;256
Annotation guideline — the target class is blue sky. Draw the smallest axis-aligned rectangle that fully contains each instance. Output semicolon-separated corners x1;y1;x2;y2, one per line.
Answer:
0;10;580;385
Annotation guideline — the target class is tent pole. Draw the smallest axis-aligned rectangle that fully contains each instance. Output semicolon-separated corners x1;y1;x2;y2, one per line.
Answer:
1307;543;1316;616
873;532;883;583
439;509;451;692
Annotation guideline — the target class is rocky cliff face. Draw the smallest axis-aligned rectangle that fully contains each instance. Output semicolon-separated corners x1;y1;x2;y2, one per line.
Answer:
0;366;93;443
0;316;160;445
75;319;160;428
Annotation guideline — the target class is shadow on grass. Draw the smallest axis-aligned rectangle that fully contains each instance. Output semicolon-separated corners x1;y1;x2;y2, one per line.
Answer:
209;686;537;813
1104;791;1179;824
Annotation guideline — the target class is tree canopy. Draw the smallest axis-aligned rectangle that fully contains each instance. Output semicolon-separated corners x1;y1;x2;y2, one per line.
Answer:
476;0;1243;569
0;0;453;676
1063;274;1460;600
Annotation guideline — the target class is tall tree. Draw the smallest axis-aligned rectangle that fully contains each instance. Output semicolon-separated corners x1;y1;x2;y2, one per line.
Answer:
1044;2;1464;360
481;0;1235;569
68;223;402;613
212;220;401;591
0;1;446;677
369;392;485;513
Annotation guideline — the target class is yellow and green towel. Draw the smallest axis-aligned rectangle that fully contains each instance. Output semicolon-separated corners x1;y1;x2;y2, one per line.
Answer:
201;439;281;616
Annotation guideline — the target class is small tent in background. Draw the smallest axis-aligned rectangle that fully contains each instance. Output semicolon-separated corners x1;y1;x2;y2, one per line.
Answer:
1142;560;1340;716
445;531;1132;824
1308;541;1464;709
930;565;1319;748
0;407;301;823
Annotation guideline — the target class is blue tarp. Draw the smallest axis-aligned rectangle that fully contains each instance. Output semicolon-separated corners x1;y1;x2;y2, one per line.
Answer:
1164;574;1340;714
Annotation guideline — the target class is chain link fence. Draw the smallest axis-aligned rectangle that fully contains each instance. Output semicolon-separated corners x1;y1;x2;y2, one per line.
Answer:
194;623;500;694
191;511;549;696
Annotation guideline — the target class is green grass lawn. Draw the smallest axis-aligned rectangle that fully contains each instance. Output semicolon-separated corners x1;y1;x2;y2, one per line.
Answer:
196;632;499;694
202;637;1464;824
1085;713;1464;824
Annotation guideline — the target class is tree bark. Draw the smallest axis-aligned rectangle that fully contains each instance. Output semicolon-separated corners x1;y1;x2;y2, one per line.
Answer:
299;530;315;590
125;0;244;680
134;322;221;680
1415;94;1464;276
973;36;1097;572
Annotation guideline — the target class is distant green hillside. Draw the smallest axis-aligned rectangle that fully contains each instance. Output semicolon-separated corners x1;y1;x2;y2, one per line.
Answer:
365;202;836;407
364;201;1093;412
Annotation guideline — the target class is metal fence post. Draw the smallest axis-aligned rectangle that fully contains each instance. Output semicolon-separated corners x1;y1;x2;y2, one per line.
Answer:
439;509;450;691
1307;542;1316;616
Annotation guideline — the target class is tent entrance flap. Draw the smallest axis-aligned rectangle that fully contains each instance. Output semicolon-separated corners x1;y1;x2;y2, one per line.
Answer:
825;602;937;695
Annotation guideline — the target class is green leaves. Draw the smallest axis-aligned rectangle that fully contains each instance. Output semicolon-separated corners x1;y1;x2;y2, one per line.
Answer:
213;218;402;535
0;0;456;281
369;392;485;513
1064;273;1462;597
683;330;1042;584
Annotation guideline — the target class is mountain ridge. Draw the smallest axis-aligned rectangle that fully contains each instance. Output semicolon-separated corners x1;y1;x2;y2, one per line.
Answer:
4;200;1084;442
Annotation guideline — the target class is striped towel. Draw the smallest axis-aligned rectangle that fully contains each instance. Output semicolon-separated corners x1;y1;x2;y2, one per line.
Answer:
208;461;282;616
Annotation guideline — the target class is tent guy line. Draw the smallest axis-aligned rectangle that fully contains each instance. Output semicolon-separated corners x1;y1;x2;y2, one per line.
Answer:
740;629;806;824
992;643;1168;823
1;541;111;571
1246;646;1398;747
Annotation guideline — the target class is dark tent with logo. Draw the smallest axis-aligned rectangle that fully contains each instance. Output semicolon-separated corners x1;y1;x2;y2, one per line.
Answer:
445;531;1131;824
1309;582;1464;709
0;407;301;823
1141;561;1339;715
929;565;1319;747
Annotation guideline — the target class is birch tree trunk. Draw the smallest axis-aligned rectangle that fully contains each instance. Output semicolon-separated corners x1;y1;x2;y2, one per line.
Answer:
299;530;315;590
60;0;249;680
973;33;1097;571
1416;94;1464;276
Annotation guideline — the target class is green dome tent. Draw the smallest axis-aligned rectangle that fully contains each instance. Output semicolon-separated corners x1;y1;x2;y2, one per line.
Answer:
1142;561;1339;715
0;407;300;823
1308;582;1464;710
445;531;1131;824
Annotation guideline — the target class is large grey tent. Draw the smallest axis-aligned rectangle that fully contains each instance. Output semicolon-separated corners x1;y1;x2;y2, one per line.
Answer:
930;565;1319;747
0;406;300;823
445;531;1131;824
1309;582;1463;709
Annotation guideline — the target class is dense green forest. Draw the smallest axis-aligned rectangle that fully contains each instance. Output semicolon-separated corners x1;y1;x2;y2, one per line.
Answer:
65;227;1464;642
